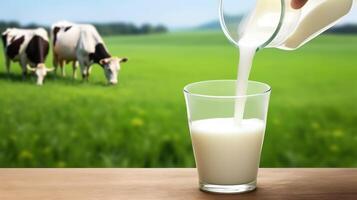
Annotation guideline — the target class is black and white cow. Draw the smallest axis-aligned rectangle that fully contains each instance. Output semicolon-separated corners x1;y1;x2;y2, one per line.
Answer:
1;28;54;85
52;21;128;84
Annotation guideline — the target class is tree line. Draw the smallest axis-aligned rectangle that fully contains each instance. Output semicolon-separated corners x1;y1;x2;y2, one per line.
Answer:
326;24;357;34
0;21;168;36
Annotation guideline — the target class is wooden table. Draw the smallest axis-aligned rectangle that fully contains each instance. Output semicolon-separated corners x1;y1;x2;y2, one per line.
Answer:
0;169;356;200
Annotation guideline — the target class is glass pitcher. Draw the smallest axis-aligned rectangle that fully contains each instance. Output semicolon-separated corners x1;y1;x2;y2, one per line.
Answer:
219;0;354;50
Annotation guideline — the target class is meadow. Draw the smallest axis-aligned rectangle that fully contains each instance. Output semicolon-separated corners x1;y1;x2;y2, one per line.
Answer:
0;32;356;167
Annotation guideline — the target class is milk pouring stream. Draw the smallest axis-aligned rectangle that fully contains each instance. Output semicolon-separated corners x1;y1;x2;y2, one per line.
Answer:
188;0;354;187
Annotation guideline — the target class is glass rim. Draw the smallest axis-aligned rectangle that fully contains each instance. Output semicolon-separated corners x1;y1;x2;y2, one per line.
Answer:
183;80;271;99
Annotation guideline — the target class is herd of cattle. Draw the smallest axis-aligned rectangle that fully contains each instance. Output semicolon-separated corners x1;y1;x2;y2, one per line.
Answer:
1;21;128;85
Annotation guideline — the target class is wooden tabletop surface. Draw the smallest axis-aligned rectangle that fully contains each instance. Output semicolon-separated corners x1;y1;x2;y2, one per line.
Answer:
0;168;356;200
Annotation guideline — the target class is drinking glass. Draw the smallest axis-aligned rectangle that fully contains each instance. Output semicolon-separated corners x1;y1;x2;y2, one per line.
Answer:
184;80;271;194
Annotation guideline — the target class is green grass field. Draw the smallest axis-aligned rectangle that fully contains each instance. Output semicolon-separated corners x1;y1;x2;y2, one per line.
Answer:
0;32;357;167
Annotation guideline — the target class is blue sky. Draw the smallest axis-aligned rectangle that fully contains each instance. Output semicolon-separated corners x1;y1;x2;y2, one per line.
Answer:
0;0;356;28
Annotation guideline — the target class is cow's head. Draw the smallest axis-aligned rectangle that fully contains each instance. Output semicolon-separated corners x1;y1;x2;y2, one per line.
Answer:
99;57;128;85
27;64;55;86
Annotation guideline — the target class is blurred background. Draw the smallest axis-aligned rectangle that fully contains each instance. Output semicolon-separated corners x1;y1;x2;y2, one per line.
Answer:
0;0;356;167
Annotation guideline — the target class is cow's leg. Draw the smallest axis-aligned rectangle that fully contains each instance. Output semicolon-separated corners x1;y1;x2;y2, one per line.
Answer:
72;61;78;79
20;59;27;80
78;60;88;82
53;54;58;76
60;60;66;77
83;66;90;82
5;56;11;75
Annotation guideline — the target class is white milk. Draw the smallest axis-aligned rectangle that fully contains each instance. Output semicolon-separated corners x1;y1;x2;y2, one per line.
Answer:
235;0;353;50
233;0;353;124
233;0;281;124
198;0;353;186
190;118;265;185
233;45;256;125
233;45;262;125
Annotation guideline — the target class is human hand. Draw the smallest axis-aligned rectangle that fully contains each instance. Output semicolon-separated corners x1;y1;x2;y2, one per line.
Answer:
291;0;308;9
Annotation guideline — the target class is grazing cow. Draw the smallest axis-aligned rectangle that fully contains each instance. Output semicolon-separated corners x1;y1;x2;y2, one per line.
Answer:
1;28;54;85
52;21;128;84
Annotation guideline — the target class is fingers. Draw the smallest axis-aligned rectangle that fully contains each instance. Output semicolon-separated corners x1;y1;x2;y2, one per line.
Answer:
291;0;308;9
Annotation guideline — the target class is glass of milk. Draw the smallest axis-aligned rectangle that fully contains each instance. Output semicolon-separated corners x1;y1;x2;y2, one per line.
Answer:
184;80;271;194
